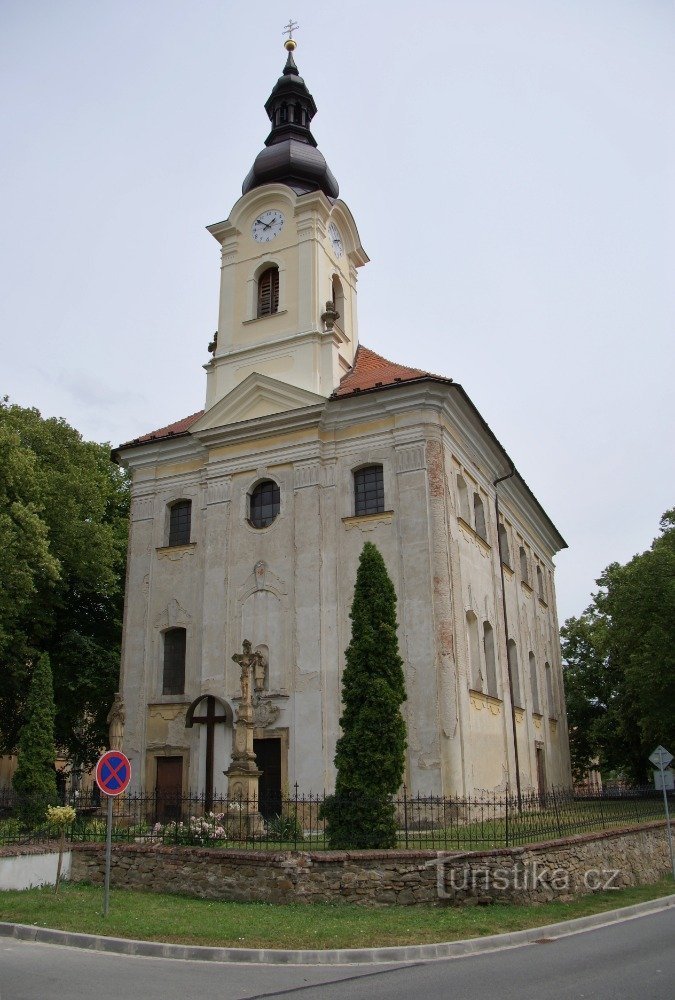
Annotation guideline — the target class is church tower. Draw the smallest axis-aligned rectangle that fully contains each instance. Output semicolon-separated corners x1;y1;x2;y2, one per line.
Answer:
203;36;368;414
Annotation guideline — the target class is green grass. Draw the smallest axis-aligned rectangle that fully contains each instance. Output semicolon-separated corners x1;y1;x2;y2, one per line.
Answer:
0;880;672;950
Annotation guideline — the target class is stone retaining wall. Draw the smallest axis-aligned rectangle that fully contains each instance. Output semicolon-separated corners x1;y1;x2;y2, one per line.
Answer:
66;822;672;906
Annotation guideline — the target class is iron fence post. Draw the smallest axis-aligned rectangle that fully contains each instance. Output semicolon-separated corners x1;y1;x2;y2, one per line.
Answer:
551;787;562;837
403;785;409;849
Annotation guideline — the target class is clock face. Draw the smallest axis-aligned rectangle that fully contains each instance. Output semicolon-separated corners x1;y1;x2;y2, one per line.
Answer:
252;209;284;243
328;221;344;258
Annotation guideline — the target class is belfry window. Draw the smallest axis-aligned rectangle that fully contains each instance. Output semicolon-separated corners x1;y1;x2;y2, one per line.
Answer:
331;275;345;326
257;266;279;317
168;500;191;546
249;480;280;528
354;465;384;516
163;628;186;696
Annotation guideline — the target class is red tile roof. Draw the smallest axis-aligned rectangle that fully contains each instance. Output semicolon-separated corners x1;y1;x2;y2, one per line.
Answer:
116;347;447;451
119;409;204;448
332;346;446;398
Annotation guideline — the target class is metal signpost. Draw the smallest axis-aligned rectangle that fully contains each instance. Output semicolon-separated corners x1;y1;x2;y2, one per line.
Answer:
649;744;674;880
94;750;131;916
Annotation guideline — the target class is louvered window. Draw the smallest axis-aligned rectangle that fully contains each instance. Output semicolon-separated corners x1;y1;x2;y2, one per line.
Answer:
163;629;186;695
257;267;279;317
354;465;385;516
168;500;191;546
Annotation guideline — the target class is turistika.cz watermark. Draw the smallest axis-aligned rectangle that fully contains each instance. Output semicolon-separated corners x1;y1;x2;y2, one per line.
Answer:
424;859;622;899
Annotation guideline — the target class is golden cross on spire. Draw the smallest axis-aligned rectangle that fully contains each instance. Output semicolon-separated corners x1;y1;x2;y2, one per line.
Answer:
282;18;299;41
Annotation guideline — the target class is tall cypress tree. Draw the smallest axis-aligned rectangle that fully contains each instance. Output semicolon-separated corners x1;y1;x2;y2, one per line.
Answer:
12;652;58;825
322;542;407;848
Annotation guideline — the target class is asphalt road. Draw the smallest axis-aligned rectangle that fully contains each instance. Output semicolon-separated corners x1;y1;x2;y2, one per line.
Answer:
0;908;673;1000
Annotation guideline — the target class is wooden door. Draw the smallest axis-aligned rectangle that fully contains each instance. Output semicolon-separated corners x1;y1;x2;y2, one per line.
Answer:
155;756;183;822
253;739;282;818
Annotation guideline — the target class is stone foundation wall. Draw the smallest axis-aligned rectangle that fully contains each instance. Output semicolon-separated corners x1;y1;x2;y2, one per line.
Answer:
66;822;672;906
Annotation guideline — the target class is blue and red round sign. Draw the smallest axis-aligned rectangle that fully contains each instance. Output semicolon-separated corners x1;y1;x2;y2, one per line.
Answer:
95;750;131;796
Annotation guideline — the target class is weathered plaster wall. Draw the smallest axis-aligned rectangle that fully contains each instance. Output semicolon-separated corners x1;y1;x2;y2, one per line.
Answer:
119;387;571;800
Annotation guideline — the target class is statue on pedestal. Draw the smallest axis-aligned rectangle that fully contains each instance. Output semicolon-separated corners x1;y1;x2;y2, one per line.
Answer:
225;640;265;832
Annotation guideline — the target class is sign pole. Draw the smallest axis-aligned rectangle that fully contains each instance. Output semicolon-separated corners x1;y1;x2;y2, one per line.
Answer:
657;763;675;881
94;749;132;917
103;793;113;916
649;745;674;881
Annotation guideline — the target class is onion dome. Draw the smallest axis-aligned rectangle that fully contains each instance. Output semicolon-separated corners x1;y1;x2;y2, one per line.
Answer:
242;40;339;199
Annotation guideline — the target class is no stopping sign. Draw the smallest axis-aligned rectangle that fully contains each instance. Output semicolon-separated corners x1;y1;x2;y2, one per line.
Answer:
95;750;131;796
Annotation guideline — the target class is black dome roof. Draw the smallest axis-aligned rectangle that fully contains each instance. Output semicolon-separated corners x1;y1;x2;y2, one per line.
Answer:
242;49;339;199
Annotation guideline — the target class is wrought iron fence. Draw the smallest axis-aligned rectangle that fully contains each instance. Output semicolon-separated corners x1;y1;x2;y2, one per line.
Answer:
0;785;667;851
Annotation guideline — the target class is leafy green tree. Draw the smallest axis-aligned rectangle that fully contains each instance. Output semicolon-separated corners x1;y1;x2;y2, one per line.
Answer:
562;510;675;783
12;653;58;825
0;399;129;767
321;542;407;848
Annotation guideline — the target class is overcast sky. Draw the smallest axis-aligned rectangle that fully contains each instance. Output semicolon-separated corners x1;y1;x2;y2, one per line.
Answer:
2;0;673;623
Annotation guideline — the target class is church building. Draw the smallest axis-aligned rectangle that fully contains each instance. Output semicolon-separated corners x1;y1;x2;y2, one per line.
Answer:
113;37;572;811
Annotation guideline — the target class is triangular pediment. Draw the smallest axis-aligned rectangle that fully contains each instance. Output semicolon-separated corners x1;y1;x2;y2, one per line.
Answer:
189;373;327;433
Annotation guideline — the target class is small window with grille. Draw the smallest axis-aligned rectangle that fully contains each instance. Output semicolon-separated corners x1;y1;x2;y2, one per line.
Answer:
354;465;385;516
249;480;280;528
168;500;191;546
163;628;186;695
257;266;279;317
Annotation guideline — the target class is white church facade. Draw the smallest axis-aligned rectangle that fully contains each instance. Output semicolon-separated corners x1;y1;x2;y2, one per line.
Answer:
113;39;572;811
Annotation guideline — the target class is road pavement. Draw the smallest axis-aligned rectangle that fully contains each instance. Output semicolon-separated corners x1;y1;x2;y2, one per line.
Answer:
0;907;672;1000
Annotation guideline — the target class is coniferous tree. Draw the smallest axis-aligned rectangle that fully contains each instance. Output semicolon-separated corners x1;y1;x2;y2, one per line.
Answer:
12;653;58;825
322;542;407;848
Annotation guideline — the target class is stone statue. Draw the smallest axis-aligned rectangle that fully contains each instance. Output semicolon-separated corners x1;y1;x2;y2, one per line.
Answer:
232;639;262;715
226;640;265;832
253;647;268;693
106;692;125;750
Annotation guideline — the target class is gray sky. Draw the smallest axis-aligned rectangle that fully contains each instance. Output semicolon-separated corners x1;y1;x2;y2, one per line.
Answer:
2;0;673;623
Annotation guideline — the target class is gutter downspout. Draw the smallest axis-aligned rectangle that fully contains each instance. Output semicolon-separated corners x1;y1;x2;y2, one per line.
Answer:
494;464;522;811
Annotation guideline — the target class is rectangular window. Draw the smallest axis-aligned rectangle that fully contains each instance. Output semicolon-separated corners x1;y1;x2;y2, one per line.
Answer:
163;629;186;695
354;465;385;516
169;501;191;546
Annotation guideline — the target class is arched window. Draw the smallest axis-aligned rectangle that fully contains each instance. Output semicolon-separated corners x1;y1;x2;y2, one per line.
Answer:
168;500;191;547
163;628;186;695
529;651;540;714
507;638;521;707
466;611;482;691
483;621;497;697
354;465;384;516
249;480;280;528
498;523;511;567
456;475;470;522
331;275;344;326
257;266;279;317
519;546;530;585
473;493;487;540
545;661;556;718
279;103;288;123
536;565;545;600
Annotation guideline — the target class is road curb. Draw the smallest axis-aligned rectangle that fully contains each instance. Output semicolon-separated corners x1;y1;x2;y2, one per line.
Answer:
1;893;673;966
